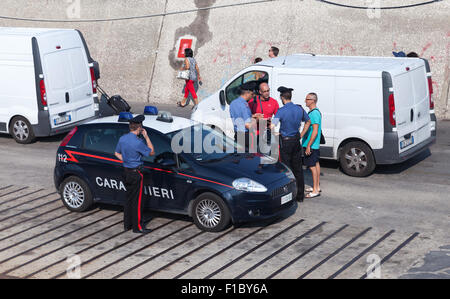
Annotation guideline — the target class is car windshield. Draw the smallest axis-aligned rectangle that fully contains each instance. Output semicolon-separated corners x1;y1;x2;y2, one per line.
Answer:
167;124;244;162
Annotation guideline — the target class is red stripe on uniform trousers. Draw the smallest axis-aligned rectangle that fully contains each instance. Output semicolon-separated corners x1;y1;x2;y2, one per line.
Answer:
137;170;144;231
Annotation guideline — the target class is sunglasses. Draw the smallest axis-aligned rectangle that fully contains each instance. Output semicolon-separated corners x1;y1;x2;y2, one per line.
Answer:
305;98;315;101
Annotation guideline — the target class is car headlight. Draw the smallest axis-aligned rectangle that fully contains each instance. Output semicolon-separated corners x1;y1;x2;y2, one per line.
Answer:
232;178;267;193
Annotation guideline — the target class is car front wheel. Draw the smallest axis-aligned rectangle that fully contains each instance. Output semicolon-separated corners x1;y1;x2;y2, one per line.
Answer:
192;192;231;232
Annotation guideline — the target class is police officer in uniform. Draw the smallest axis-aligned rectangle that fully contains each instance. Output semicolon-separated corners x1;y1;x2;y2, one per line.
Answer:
229;82;257;152
115;115;155;233
272;87;311;202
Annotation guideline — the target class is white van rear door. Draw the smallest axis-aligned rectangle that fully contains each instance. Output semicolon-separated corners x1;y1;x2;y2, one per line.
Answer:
392;63;431;153
39;31;94;129
410;65;431;143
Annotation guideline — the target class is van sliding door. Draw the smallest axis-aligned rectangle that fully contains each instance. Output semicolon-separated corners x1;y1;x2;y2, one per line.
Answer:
273;70;335;152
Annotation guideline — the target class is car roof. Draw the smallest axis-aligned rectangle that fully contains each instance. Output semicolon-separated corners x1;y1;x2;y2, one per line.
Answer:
87;113;198;135
257;54;424;74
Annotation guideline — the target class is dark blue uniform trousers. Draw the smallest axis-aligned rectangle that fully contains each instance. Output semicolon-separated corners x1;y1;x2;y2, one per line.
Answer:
123;168;144;231
279;137;304;201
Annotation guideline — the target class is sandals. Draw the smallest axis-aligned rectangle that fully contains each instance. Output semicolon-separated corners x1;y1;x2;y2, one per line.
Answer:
305;187;321;193
177;101;188;108
305;192;321;199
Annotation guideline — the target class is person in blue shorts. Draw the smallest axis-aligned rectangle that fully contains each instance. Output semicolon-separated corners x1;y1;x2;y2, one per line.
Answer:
303;93;322;199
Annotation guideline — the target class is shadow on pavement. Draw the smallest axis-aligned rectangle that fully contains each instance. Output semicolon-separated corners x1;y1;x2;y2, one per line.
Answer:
96;201;298;231
313;148;432;177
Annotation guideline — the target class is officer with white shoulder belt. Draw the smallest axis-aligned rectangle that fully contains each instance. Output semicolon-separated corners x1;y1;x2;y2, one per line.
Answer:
271;87;311;202
115;115;155;234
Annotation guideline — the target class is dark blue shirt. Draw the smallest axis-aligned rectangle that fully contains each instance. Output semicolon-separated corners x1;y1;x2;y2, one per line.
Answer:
273;102;310;137
115;133;152;168
229;96;252;133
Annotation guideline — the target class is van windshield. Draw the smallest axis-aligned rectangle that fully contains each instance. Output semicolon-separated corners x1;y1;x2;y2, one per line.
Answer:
167;124;244;162
225;70;268;104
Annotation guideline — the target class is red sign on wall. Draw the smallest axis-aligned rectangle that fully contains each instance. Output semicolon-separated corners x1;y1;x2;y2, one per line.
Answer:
177;38;193;58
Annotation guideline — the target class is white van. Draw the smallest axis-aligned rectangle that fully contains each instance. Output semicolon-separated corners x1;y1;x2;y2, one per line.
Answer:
191;54;437;177
0;27;100;144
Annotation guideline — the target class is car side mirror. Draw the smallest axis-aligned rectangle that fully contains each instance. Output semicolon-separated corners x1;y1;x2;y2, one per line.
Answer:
219;90;226;106
93;61;101;80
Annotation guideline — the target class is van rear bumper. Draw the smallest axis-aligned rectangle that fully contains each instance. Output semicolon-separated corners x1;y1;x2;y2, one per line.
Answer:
33;110;99;137
374;131;436;165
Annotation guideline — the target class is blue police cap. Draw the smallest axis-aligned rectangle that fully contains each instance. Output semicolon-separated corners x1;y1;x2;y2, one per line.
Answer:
129;115;145;124
277;86;294;93
240;81;257;92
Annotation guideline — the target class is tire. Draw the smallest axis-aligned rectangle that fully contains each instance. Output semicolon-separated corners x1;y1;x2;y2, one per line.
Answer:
339;141;376;177
192;192;231;232
9;116;36;144
59;176;94;212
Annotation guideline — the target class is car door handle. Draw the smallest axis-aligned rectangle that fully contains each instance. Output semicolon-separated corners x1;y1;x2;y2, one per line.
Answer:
65;92;70;103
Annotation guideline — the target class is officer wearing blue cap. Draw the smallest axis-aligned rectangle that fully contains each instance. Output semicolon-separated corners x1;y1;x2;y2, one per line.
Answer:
115;115;155;233
272;87;311;202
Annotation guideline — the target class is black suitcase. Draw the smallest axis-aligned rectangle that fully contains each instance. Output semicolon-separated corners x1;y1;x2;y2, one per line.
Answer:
97;86;131;116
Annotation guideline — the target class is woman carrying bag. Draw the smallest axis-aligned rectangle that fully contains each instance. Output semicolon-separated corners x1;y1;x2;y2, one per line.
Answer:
177;48;201;109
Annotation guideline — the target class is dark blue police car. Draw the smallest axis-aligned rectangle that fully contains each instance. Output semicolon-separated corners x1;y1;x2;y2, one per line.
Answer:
54;108;297;232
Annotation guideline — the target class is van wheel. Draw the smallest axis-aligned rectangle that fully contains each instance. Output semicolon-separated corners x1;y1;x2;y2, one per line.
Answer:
9;116;36;144
339;141;376;177
192;193;231;232
59;176;93;212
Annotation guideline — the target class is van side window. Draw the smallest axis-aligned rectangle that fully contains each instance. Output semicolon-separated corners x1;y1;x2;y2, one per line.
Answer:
225;71;268;104
82;126;129;154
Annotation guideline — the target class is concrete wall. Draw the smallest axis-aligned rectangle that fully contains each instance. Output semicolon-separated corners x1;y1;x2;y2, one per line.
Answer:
0;0;449;118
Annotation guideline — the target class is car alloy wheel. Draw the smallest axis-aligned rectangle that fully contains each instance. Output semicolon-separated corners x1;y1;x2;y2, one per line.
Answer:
196;199;222;229
63;181;85;209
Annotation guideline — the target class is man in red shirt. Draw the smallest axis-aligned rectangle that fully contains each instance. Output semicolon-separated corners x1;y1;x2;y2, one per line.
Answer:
248;82;279;151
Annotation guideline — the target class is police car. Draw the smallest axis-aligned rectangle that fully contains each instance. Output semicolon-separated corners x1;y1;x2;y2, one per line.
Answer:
54;107;297;232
